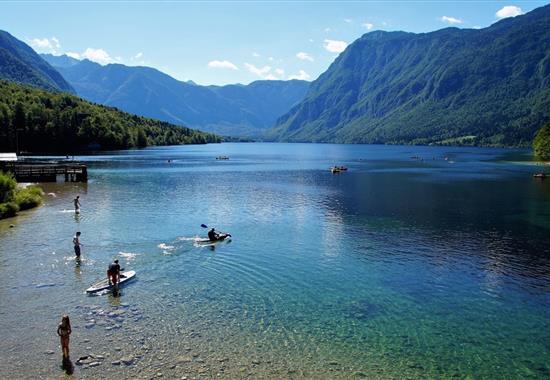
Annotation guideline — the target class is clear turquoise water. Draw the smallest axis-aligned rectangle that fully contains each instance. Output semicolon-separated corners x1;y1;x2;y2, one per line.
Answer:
0;143;549;379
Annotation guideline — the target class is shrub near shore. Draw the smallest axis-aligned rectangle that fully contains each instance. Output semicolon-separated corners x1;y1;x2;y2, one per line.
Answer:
0;171;43;219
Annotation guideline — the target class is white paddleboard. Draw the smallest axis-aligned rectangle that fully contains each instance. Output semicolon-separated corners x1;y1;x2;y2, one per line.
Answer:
86;270;136;293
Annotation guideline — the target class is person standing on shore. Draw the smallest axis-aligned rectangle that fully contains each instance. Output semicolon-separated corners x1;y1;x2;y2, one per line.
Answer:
57;315;72;359
73;232;82;258
73;196;81;214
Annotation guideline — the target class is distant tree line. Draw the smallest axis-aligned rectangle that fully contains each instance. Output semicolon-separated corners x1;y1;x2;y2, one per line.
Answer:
0;80;221;153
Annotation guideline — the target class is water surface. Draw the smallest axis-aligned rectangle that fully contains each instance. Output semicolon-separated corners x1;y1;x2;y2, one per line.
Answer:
0;143;549;379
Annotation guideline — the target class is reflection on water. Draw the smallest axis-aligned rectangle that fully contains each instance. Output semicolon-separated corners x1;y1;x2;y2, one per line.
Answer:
0;143;549;379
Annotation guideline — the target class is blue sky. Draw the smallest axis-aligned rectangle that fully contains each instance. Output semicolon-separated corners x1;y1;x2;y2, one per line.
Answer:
1;0;548;85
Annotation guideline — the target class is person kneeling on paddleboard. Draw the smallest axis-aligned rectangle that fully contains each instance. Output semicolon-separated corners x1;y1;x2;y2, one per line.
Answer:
107;259;121;286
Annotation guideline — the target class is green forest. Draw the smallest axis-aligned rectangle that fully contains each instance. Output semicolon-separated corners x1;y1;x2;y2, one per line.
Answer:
0;80;221;153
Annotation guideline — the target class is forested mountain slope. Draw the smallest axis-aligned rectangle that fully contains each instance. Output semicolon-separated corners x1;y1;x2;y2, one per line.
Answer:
271;4;550;146
0;31;74;93
0;80;220;153
42;54;308;138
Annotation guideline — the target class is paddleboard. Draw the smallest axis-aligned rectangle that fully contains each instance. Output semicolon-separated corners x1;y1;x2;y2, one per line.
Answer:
86;270;136;294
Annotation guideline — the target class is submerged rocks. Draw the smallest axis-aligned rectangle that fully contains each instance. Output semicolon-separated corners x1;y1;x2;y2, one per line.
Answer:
108;309;126;317
35;283;56;288
75;354;106;368
120;356;135;365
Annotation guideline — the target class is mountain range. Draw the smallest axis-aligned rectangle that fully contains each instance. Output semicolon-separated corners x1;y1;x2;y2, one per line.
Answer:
1;4;550;147
41;54;309;137
271;4;550;146
0;31;74;93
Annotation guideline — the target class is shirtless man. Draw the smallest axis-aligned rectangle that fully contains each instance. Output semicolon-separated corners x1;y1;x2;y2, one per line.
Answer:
73;196;81;214
107;259;121;286
73;232;82;258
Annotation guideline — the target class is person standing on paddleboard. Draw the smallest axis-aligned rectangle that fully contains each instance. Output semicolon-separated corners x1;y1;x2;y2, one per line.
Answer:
107;259;121;286
73;195;81;214
72;232;82;258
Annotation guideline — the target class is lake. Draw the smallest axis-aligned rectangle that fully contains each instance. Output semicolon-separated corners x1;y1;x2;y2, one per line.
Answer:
0;143;549;379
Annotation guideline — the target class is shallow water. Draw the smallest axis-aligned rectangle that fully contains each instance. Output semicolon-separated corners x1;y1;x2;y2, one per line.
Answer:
0;143;549;379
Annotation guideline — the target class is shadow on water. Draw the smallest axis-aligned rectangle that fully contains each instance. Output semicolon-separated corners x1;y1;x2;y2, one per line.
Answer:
74;258;82;282
61;356;74;375
109;285;121;302
320;170;550;295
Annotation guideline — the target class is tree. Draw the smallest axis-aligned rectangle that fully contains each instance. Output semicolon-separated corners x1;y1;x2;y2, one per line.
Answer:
533;123;550;160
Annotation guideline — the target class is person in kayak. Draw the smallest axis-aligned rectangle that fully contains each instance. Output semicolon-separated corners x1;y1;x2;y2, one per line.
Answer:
107;259;121;286
73;232;82;258
208;228;220;241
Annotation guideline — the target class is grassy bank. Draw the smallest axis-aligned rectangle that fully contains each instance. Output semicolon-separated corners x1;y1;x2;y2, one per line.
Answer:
0;171;43;219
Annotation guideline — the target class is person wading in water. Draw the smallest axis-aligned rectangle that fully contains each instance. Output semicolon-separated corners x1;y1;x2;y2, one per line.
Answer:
73;196;81;214
73;232;82;258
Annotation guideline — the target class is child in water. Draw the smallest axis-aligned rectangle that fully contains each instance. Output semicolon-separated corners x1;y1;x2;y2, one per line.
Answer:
57;315;72;358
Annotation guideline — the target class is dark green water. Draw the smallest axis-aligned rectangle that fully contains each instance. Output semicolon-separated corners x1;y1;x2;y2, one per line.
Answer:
0;143;549;379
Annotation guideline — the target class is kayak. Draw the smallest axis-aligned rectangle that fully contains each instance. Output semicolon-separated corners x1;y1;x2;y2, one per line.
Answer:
194;234;231;245
86;270;136;294
330;166;348;173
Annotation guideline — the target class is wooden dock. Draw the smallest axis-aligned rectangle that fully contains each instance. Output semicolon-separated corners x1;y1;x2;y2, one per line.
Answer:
0;161;88;182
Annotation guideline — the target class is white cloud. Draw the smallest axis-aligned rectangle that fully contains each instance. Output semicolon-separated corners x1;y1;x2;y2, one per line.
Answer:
82;48;118;64
324;27;331;32
440;16;463;24
66;52;81;59
496;5;523;19
245;63;285;80
344;18;352;23
289;70;311;81
252;52;260;57
245;63;271;77
28;37;60;53
323;39;348;53
309;38;314;43
134;52;143;59
362;22;374;30
296;52;314;62
268;56;274;62
207;60;238;70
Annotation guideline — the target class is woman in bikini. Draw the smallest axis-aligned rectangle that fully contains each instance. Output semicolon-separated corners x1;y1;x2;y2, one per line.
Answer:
57;315;72;359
